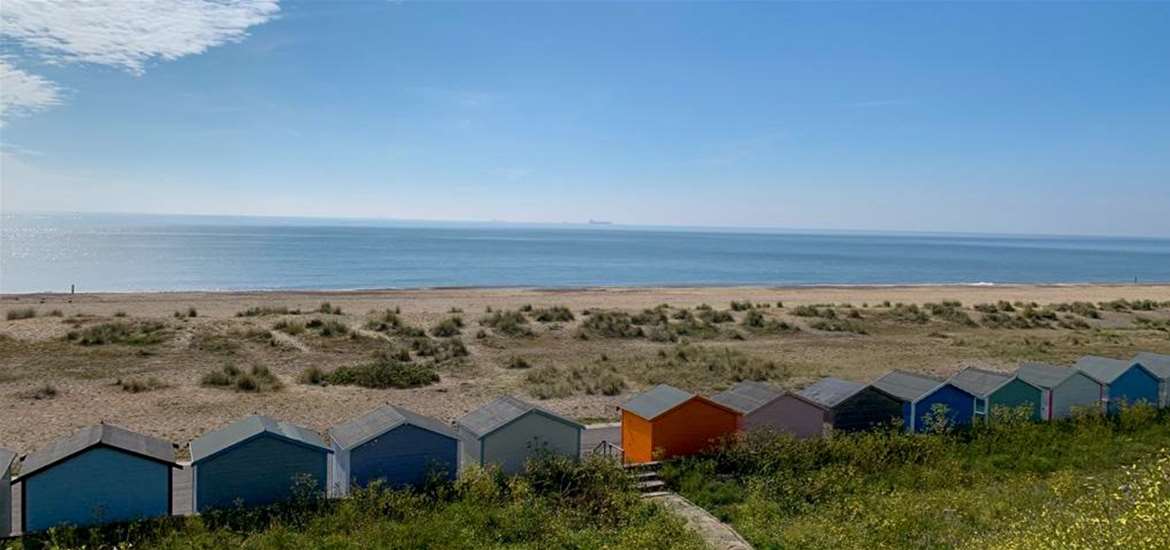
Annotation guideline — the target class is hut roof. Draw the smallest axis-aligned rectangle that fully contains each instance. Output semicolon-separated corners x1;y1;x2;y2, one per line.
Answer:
330;405;456;450
1075;356;1136;384
1132;352;1170;380
456;396;583;438
795;377;865;409
0;447;15;473
710;381;783;414
191;415;330;463
871;370;944;402
1016;362;1079;389
621;384;696;420
948;368;1013;398
18;424;176;479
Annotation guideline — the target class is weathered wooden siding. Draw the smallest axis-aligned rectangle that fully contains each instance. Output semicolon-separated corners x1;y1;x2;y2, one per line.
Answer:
645;400;739;460
338;425;457;494
23;447;170;532
831;387;903;432
988;379;1044;421
911;385;975;432
1105;367;1160;412
194;436;327;512
751;396;824;438
620;410;654;464
481;413;580;475
1052;373;1103;419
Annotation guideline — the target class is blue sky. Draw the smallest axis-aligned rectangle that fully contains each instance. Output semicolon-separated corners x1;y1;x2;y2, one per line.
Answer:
2;1;1168;236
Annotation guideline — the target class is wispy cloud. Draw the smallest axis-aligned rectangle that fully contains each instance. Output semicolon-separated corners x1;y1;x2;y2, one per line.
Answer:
0;0;280;124
0;59;61;124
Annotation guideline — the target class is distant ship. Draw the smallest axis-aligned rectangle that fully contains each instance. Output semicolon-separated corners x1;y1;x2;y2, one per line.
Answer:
588;219;613;225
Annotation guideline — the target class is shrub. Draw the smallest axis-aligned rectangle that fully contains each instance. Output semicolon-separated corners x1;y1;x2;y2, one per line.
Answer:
431;317;464;337
201;364;282;392
479;310;533;337
6;307;36;320
66;321;169;346
324;355;440;389
116;377;169;393
531;306;575;323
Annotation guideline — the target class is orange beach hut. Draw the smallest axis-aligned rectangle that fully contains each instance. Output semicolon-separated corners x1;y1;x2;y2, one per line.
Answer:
619;384;741;463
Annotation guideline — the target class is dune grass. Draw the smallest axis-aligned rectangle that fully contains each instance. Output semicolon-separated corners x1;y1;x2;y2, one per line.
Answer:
664;404;1170;549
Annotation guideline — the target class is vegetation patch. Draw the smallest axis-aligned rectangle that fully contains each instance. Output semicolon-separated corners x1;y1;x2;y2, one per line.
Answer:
479;310;534;337
66;321;170;346
201;363;284;393
116;377;169;393
6;307;37;321
307;353;440;389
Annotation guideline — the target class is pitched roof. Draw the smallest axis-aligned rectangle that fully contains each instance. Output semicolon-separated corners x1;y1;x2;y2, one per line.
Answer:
330;405;456;450
1075;355;1136;384
871;370;944;402
191;415;330;463
18;424;175;479
1132;352;1170;380
456;396;583;438
711;381;783;414
948;368;1012;398
0;448;15;473
796;377;865;409
1016;362;1079;389
621;384;695;420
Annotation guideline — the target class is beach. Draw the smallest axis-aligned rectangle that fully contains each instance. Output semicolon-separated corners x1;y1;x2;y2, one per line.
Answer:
2;283;1169;454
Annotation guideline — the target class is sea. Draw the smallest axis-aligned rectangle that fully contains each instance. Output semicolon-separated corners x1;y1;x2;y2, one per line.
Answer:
2;212;1169;294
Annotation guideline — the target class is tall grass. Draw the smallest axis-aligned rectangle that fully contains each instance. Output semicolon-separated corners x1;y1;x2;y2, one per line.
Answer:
17;457;703;550
664;404;1170;549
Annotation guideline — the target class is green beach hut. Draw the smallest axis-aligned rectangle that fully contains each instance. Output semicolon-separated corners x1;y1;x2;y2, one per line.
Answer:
948;367;1044;421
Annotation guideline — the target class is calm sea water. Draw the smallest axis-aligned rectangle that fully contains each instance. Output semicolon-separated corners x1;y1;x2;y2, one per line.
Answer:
2;213;1169;293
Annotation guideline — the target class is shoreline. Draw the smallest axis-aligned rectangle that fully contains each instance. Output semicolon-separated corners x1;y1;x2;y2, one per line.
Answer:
6;281;1170;300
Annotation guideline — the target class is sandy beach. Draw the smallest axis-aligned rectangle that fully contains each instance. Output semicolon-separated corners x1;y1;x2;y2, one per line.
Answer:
2;283;1169;454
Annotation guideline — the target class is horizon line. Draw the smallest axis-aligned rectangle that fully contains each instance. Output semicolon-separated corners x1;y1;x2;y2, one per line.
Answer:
4;208;1169;241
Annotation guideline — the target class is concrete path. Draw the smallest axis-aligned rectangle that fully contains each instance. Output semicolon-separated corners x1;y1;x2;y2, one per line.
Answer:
649;493;754;550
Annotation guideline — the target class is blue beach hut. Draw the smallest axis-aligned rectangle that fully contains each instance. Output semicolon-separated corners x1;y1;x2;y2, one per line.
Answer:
329;405;459;496
1075;356;1160;412
17;424;177;533
190;415;332;512
1;447;14;537
872;370;976;432
1131;352;1170;408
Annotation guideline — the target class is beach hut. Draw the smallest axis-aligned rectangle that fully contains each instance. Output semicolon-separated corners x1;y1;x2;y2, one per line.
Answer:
190;415;332;512
794;377;904;433
329;405;459;496
622;384;741;463
872;371;976;432
1075;355;1160;412
1131;352;1170;408
1;447;14;537
17;424;177;533
456;396;583;475
1015;362;1103;420
710;381;808;434
948;367;1044;421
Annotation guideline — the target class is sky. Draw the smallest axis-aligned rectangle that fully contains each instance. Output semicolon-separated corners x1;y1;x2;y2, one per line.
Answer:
1;1;1168;237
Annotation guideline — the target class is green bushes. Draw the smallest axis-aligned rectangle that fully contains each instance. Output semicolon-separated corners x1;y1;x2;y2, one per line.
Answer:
431;316;464;337
664;404;1170;549
480;310;533;337
22;457;702;550
66;321;169;346
307;353;440;389
201;364;284;393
